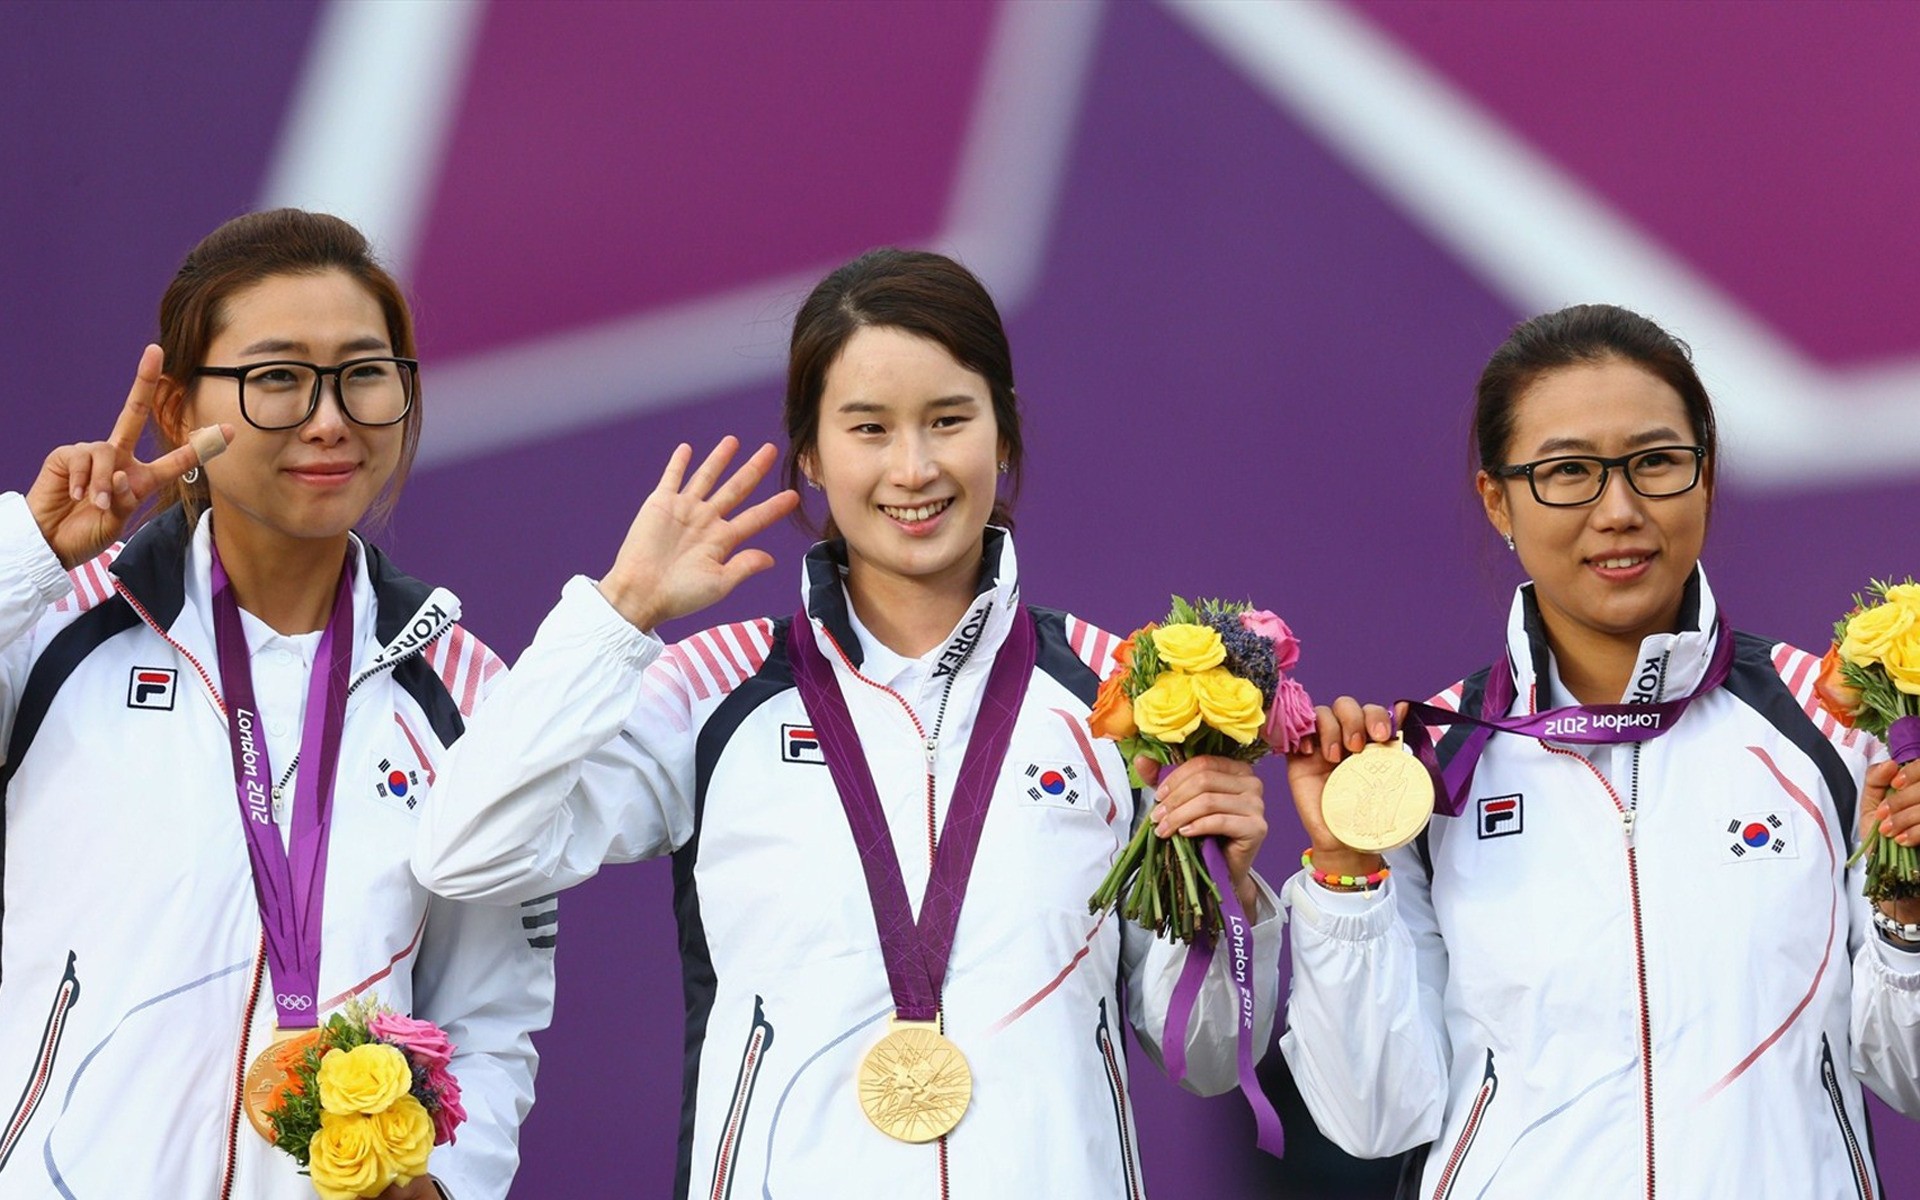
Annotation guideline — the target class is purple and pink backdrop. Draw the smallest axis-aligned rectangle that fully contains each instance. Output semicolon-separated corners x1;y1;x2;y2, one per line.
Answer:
6;2;1917;1195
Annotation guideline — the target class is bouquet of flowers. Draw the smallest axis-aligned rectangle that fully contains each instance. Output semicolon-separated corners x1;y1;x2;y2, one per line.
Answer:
1086;597;1315;943
1815;578;1920;902
259;996;466;1200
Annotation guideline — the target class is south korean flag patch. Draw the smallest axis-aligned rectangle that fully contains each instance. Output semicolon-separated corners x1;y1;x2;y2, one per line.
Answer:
1021;762;1084;812
1723;811;1796;863
370;733;435;816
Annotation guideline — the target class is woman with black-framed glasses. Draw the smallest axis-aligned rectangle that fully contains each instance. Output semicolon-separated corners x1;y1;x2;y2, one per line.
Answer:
1277;304;1920;1197
0;209;551;1200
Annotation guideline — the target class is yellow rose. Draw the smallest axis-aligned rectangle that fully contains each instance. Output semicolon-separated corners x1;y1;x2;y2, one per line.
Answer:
1191;668;1266;745
366;1094;435;1183
1883;630;1920;696
308;1111;396;1200
1133;673;1203;742
1840;601;1916;668
1151;624;1225;673
316;1043;413;1116
1885;583;1920;615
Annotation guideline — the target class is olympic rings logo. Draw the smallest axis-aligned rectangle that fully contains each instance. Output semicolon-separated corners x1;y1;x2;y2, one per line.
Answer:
275;993;315;1010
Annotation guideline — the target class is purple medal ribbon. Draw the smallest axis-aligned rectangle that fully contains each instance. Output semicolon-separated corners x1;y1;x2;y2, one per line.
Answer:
1403;612;1735;817
210;542;356;1030
788;605;1034;1024
1163;837;1285;1156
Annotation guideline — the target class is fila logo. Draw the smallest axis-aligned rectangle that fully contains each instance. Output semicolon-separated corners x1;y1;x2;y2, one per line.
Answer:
127;667;177;711
1023;762;1082;809
1477;794;1523;839
1726;812;1795;861
781;724;823;765
376;757;421;809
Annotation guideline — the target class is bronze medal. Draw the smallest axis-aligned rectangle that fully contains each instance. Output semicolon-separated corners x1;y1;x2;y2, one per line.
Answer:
1320;737;1435;853
857;1019;973;1143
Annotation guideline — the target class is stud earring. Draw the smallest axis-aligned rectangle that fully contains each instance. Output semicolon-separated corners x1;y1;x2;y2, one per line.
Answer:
1503;532;1515;552
997;461;1009;474
805;477;820;491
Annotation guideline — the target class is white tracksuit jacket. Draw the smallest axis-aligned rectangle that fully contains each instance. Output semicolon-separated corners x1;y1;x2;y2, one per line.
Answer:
414;531;1281;1199
0;494;554;1199
1282;571;1920;1199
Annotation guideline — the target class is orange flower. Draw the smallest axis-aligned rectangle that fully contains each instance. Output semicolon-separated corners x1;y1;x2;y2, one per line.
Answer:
1813;643;1865;728
1088;671;1137;741
1113;624;1155;673
269;1029;325;1099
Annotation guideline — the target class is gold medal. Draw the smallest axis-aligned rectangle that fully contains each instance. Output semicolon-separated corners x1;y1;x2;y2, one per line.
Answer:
1320;738;1435;853
856;1019;973;1143
241;1027;312;1142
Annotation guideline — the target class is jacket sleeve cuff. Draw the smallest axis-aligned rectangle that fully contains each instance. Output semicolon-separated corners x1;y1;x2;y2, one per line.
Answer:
0;492;71;608
558;575;662;671
1284;869;1396;942
1869;932;1920;982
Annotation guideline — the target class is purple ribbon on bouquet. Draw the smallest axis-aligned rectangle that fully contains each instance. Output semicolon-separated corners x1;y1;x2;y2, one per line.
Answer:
211;542;356;1029
1163;838;1285;1157
1887;715;1920;765
788;605;1034;1025
1401;613;1735;817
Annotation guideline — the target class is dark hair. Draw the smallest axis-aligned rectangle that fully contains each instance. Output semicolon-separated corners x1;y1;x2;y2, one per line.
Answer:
1472;303;1718;488
156;208;421;525
783;247;1022;534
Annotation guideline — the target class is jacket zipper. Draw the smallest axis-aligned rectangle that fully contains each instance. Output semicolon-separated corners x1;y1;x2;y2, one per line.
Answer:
1093;999;1143;1200
709;998;775;1200
117;579;447;1198
1430;1050;1497;1200
0;951;81;1171
1821;1034;1874;1200
1540;738;1656;1199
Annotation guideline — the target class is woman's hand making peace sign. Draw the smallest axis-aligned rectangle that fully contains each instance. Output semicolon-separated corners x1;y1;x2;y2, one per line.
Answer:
596;437;801;634
26;344;231;570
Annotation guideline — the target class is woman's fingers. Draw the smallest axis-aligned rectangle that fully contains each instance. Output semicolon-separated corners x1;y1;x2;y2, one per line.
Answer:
655;442;694;495
107;344;164;452
683;436;740;500
1875;766;1920;846
84;443;120;510
706;442;782;514
140;424;234;490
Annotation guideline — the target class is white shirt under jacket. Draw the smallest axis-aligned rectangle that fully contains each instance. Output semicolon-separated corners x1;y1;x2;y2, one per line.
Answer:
0;493;553;1200
1282;570;1920;1199
415;530;1281;1199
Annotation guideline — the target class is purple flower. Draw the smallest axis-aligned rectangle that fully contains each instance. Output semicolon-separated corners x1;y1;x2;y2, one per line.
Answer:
1241;610;1300;672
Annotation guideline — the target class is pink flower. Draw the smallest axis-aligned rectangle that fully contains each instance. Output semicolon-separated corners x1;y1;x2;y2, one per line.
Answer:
369;1012;455;1071
424;1066;466;1145
1263;675;1317;754
1241;610;1300;672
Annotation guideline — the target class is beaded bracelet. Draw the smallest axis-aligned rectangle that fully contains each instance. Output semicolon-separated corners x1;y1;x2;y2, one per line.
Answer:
1872;908;1920;945
1301;848;1389;891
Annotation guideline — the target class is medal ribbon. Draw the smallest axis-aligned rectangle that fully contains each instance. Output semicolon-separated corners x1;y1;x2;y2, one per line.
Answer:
211;542;356;1029
1163;836;1285;1156
788;605;1035;1023
1403;612;1734;817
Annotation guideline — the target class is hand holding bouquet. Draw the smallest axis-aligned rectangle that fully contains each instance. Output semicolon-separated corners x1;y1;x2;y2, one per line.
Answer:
1087;597;1314;944
1816;578;1920;902
258;997;466;1200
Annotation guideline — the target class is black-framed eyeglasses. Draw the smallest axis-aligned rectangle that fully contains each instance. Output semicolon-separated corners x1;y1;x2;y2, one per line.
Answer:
1491;444;1706;507
193;357;418;431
